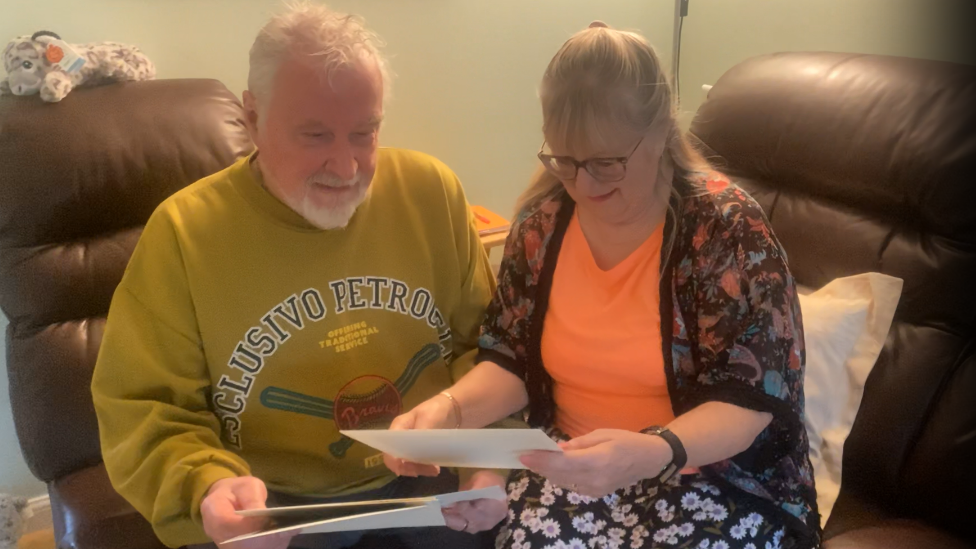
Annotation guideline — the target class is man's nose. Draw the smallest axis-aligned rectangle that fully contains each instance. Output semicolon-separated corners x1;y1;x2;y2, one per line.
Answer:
325;147;359;181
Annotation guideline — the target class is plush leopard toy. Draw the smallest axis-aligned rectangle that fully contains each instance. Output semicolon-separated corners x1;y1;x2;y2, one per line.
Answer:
1;31;155;102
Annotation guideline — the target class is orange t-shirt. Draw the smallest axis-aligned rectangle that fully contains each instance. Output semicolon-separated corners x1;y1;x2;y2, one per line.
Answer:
541;212;675;438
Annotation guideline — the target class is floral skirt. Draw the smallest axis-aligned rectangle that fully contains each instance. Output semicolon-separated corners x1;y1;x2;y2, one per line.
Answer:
494;468;808;549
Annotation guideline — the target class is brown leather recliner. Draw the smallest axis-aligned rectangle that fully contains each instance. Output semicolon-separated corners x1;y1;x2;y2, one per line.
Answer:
0;80;253;549
691;53;976;548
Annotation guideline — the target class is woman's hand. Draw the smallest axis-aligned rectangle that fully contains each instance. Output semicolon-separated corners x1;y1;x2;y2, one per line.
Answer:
442;470;509;534
383;394;457;477
518;429;673;498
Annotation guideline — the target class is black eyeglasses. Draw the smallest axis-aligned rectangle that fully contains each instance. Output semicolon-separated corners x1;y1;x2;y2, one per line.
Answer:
537;137;644;183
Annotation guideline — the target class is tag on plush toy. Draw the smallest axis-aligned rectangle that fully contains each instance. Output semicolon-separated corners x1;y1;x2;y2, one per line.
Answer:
45;39;85;73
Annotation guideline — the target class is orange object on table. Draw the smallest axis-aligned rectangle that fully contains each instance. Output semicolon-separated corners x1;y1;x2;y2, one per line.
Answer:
471;205;510;236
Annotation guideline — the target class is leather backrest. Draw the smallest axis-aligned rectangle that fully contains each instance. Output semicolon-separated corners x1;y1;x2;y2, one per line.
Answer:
0;79;253;482
690;53;976;541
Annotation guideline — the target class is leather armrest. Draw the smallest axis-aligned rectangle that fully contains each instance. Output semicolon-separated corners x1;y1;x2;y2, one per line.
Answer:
48;462;169;549
823;519;973;549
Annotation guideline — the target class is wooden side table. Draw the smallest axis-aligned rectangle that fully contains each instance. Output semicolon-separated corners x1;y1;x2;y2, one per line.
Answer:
480;230;509;254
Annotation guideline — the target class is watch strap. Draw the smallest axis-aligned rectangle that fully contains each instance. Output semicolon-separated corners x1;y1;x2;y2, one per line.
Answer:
641;425;688;482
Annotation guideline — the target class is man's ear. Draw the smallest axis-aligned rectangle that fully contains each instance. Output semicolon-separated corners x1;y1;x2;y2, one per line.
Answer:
242;90;260;137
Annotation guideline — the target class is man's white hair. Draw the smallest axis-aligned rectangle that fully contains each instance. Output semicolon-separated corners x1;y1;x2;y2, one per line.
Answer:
248;1;391;110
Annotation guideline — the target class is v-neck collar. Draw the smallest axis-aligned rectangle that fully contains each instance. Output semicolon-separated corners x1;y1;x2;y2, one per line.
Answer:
570;211;666;277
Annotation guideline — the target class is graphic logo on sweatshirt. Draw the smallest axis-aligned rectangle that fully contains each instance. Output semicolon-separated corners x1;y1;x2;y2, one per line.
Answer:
259;343;441;457
212;278;451;451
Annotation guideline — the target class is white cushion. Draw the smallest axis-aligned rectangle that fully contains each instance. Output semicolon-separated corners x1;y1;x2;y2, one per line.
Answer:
797;273;902;526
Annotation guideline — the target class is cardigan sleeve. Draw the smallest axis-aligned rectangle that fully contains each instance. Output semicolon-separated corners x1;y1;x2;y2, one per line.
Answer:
476;197;564;378
476;216;533;378
682;189;806;462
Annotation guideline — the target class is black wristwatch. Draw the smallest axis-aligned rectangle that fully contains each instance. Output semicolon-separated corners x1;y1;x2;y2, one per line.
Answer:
640;426;687;482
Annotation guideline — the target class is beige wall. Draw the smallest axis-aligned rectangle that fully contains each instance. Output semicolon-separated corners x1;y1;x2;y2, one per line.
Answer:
676;0;972;125
1;0;673;215
0;0;671;498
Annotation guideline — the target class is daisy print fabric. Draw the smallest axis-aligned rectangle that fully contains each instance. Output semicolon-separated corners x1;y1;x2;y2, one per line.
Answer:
495;468;797;549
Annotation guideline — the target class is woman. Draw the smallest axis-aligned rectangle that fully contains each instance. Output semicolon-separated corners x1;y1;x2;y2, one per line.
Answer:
388;22;819;549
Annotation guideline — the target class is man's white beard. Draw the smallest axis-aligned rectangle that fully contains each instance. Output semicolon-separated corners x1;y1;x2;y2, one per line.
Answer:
294;173;369;230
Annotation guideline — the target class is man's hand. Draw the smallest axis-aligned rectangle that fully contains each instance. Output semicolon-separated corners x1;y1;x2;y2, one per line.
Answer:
201;476;296;549
383;395;457;477
442;470;509;534
519;429;672;498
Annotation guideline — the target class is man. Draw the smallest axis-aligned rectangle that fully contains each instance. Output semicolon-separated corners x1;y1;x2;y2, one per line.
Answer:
92;3;507;548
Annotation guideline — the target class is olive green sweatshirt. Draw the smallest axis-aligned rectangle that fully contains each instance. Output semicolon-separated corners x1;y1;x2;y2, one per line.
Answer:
92;148;495;547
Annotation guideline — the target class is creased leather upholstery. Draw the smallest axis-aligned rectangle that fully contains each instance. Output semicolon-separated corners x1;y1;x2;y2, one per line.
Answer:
691;52;976;548
0;79;253;549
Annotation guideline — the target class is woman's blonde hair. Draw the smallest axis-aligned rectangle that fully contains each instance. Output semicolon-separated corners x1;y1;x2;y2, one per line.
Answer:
515;25;709;215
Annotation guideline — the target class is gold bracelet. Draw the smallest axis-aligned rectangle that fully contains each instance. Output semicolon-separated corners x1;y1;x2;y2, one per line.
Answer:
439;391;462;429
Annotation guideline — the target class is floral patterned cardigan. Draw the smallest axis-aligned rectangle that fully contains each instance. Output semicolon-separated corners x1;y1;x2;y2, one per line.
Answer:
477;172;820;542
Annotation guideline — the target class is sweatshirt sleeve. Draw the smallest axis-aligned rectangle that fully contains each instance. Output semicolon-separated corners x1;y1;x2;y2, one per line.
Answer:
92;208;250;548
